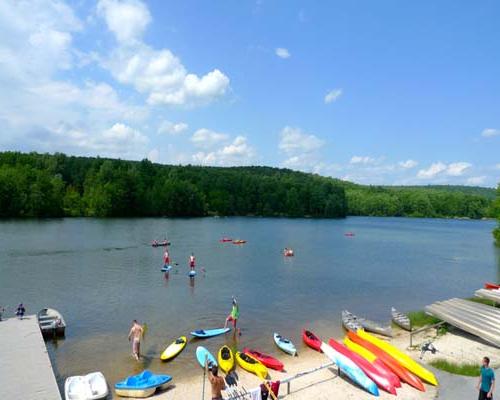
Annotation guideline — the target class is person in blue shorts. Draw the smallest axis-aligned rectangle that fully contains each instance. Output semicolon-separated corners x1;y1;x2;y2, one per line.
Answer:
477;356;495;400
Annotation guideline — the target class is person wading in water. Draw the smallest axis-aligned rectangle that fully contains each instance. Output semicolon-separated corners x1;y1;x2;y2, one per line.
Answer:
128;320;144;361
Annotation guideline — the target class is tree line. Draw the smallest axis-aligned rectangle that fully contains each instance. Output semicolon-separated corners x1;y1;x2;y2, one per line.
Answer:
492;185;500;245
0;151;495;221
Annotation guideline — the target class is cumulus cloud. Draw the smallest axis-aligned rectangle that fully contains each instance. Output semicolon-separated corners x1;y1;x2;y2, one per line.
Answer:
481;128;500;137
279;126;324;154
350;156;378;165
190;128;229;148
446;162;472;176
158;120;188;135
324;89;342;104
147;148;159;162
275;48;291;59
398;159;418;169
192;136;255;166
417;162;472;179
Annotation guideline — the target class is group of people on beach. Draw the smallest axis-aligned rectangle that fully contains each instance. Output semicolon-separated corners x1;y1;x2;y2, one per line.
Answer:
0;303;26;321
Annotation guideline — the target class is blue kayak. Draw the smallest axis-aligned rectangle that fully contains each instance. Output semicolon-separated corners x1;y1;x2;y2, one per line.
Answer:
191;327;230;338
196;346;217;368
115;370;172;397
274;333;297;356
321;342;379;396
161;265;172;272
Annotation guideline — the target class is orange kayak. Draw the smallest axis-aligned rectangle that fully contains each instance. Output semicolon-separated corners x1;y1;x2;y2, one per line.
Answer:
347;331;425;392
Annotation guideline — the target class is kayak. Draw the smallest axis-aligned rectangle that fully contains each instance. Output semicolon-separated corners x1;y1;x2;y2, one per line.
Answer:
218;345;235;373
302;329;322;352
342;310;363;332
196;346;217;368
347;331;425;391
343;310;392;337
65;372;108;400
160;336;187;361
219;238;233;243
485;282;500;290
321;342;379;396
343;337;401;388
329;338;396;395
274;333;297;356
243;348;284;371
358;330;438;386
391;307;411;331
161;265;172;272
191;327;231;338
152;241;170;247
283;249;294;257
233;240;247;244
188;270;196;277
345;232;355;237
115;370;172;398
236;351;268;379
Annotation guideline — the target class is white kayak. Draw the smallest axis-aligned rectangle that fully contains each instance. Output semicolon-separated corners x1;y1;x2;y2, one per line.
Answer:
65;372;108;400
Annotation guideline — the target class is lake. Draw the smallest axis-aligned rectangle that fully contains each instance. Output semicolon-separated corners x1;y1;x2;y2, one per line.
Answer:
0;216;498;393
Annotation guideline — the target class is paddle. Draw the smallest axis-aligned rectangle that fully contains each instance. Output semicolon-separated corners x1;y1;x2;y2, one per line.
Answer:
202;356;207;400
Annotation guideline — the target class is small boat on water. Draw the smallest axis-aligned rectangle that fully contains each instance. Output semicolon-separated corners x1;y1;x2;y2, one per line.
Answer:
283;248;294;257
190;327;231;338
344;232;355;237
274;333;297;356
114;370;172;398
65;372;108;400
341;310;363;332
219;237;233;243
485;282;500;290
233;239;247;245
391;307;411;331
151;241;170;247
37;308;66;338
343;310;392;337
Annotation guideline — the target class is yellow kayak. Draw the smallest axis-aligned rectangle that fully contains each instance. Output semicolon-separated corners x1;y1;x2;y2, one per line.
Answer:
236;352;268;379
343;337;377;362
160;336;187;361
218;345;235;373
357;329;438;385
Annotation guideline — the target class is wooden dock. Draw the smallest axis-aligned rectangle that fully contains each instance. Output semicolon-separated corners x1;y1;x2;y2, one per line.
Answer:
0;316;62;400
425;298;500;347
475;288;500;304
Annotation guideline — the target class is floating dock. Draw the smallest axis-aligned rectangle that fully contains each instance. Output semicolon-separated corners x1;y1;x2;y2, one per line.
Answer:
425;298;500;347
475;288;500;304
0;316;61;400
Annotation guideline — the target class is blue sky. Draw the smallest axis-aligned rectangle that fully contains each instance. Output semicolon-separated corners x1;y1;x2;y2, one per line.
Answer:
0;0;499;186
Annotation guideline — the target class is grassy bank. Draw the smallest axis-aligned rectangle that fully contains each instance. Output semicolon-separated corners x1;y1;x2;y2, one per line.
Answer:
429;359;481;376
407;310;441;328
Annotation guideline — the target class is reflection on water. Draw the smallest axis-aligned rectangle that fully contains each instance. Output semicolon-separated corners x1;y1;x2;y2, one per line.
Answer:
0;216;497;396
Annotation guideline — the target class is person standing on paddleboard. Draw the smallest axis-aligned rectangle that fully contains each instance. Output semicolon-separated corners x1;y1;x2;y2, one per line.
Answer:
163;248;170;266
224;297;240;335
128;320;144;361
189;253;196;271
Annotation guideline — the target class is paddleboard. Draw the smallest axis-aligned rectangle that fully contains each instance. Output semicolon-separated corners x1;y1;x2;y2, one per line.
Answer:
161;265;172;272
160;336;187;361
188;270;197;277
191;327;231;338
196;346;217;368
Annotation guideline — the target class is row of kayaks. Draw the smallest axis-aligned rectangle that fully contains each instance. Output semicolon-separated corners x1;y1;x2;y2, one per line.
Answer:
342;308;412;337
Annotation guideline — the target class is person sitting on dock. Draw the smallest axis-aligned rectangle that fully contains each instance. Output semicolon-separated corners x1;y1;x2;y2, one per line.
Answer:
477;356;495;400
128;320;144;361
15;303;25;319
189;253;196;270
206;362;225;400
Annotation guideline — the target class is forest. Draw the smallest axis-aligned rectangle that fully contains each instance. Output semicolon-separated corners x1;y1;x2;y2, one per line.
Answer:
0;151;496;221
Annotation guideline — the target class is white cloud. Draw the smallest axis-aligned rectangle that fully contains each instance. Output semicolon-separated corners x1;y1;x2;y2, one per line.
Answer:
496;164;500;170
350;156;377;165
417;161;472;179
275;48;291;59
279;126;324;154
147;148;159;162
398;159;418;169
446;162;472;176
97;0;151;43
158;120;188;135
191;128;229;147
481;128;500;137
192;136;255;166
417;162;448;179
466;176;486;185
324;89;342;104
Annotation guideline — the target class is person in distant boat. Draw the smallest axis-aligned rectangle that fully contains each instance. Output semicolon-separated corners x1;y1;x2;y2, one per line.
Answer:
0;305;5;321
477;356;495;400
15;303;25;319
189;253;196;270
206;362;225;400
163;248;170;266
224;297;240;334
128;320;144;361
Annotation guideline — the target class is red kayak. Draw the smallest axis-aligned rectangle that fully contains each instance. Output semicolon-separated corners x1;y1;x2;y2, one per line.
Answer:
243;348;284;371
329;338;396;395
219;238;233;243
302;330;322;352
347;331;425;392
485;282;500;290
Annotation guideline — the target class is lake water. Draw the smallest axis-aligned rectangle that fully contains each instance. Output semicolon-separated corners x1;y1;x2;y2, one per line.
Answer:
0;217;498;394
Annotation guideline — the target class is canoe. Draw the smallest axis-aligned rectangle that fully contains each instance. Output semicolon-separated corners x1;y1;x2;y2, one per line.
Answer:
485;282;500;290
391;307;411;331
160;265;172;272
243;348;284;371
233;240;247;244
236;351;268;379
302;329;322;352
65;372;108;400
151;241;170;247
196;346;217;368
188;270;197;277
344;310;392;337
218;345;235;373
191;327;230;338
347;331;424;391
342;310;363;332
114;370;172;398
343;337;401;388
283;250;294;257
274;333;297;356
321;342;379;396
357;330;438;386
329;338;396;395
160;336;187;361
37;308;66;338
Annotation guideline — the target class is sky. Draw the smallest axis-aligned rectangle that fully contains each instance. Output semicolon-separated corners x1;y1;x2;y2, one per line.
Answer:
0;0;499;187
